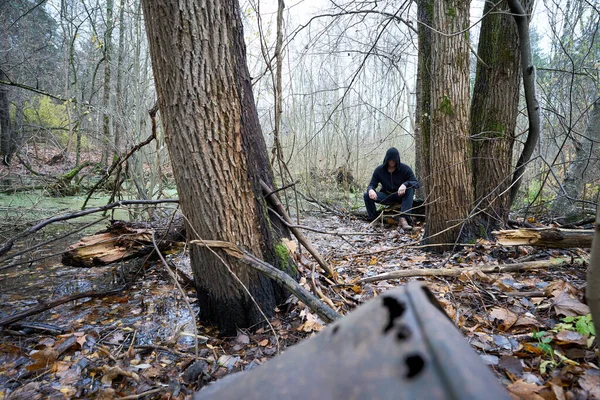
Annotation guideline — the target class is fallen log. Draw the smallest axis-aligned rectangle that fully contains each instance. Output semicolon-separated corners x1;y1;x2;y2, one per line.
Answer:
62;218;185;267
493;227;593;248
358;256;587;284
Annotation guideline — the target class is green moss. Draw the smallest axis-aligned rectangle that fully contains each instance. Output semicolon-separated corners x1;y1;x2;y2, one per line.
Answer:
439;96;455;116
487;120;505;137
447;7;456;17
274;242;297;275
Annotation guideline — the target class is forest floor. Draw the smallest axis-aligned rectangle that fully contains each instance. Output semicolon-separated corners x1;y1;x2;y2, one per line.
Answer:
0;207;598;399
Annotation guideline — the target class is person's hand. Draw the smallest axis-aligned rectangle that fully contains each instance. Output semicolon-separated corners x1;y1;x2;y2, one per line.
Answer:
368;189;377;200
398;184;407;196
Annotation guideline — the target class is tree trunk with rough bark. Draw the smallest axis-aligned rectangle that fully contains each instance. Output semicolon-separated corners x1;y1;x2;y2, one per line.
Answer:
551;98;600;222
101;0;114;169
0;68;12;165
415;0;433;200
424;0;474;250
142;0;292;335
471;0;534;230
586;202;600;343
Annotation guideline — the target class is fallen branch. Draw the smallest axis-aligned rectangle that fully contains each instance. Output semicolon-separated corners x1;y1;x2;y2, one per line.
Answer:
493;228;593;248
267;207;382;236
0;199;179;258
260;180;335;279
152;231;201;360
0;286;126;327
358;257;587;284
191;239;341;323
83;104;159;209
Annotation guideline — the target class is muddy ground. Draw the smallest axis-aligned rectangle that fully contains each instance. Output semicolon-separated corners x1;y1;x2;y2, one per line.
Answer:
0;212;598;399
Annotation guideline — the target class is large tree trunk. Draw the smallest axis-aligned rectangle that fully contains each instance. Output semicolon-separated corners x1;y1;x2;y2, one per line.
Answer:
142;0;291;335
551;97;600;222
424;0;474;250
415;0;433;200
100;0;114;169
0;69;12;165
470;0;534;230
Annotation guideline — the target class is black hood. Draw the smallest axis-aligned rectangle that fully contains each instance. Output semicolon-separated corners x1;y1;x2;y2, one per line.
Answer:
383;147;401;166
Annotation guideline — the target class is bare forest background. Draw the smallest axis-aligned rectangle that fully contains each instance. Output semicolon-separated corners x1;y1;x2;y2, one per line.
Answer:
0;0;598;227
1;0;600;398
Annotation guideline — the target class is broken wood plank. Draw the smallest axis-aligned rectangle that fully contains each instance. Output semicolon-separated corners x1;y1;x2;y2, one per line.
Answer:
61;219;184;267
493;227;593;248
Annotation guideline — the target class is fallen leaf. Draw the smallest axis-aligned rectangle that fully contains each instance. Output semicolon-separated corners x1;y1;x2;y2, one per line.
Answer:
579;370;600;399
236;333;250;344
217;355;240;370
555;330;587;346
514;314;541;328
258;339;269;347
543;281;579;298
553;292;590;317
506;380;545;400
490;307;518;331
368;257;377;265
522;343;545;355
281;238;297;254
26;347;58;371
499;356;523;377
75;334;87;347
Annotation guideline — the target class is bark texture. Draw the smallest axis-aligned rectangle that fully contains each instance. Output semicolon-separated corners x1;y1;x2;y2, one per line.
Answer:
0;68;12;164
551;98;600;222
142;0;288;334
470;0;533;229
586;202;600;342
415;0;433;200
424;0;474;250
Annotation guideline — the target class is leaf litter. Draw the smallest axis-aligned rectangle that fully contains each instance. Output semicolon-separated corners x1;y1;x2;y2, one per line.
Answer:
0;212;597;399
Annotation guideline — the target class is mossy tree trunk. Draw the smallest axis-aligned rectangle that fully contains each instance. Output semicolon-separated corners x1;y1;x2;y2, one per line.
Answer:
424;0;474;250
470;0;534;230
142;0;291;335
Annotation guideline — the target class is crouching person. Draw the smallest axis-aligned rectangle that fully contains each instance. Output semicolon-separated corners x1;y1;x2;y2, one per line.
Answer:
364;147;419;230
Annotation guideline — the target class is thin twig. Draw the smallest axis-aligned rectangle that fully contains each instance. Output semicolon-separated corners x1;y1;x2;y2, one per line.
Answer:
151;231;200;360
183;216;281;353
0;199;179;258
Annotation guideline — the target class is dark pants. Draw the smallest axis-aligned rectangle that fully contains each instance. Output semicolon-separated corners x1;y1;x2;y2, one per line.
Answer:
364;188;414;221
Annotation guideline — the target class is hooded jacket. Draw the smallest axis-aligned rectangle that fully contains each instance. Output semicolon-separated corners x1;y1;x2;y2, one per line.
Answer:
367;147;419;194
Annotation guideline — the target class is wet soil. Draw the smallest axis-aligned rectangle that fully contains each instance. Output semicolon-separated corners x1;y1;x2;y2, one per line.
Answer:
0;212;598;399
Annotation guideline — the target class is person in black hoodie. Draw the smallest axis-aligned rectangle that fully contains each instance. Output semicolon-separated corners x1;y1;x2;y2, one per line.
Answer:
364;147;419;229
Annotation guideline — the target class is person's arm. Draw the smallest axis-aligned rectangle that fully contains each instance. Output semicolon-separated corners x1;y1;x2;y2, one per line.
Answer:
401;166;420;189
367;168;380;192
367;169;380;200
